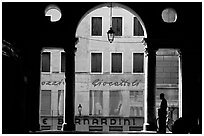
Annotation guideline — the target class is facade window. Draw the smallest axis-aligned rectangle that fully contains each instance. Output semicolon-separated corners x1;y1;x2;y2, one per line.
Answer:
41;90;51;115
89;90;103;115
134;17;144;36
91;52;102;73
109;90;122;116
92;17;102;36
61;52;66;72
130;91;143;117
112;17;122;36
133;53;144;73
42;52;50;72
111;53;122;73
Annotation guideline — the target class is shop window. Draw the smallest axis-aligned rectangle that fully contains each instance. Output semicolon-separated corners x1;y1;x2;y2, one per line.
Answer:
89;90;103;115
111;53;122;73
133;53;144;73
112;17;122;36
61;52;66;72
91;52;102;73
92;17;102;36
109;90;122;116
41;90;51;115
129;90;144;117
58;90;64;116
42;52;50;72
134;17;144;36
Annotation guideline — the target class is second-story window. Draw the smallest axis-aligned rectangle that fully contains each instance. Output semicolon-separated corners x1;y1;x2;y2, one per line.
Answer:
112;17;122;36
91;52;102;73
92;17;102;36
61;52;66;72
42;52;50;72
134;17;144;36
111;53;122;73
133;53;144;73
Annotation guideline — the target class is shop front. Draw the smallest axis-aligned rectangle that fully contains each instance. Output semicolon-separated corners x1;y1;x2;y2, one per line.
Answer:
75;74;145;132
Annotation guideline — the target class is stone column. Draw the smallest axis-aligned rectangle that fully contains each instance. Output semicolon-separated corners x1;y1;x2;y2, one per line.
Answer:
63;39;77;132
145;48;157;131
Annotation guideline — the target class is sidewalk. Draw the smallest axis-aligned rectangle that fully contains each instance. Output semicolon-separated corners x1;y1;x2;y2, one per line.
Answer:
32;130;166;134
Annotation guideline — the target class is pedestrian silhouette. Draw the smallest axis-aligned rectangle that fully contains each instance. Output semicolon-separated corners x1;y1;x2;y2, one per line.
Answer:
158;93;167;133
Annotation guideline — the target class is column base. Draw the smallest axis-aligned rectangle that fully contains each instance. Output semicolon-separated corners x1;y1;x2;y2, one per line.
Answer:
62;123;75;131
143;122;157;131
143;122;150;131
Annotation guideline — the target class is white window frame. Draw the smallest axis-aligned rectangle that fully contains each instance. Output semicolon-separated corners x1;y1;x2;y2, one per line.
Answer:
132;52;145;74
90;51;103;74
110;52;123;74
90;16;103;37
41;51;52;74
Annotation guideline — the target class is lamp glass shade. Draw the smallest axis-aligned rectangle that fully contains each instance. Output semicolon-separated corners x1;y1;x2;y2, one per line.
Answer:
107;27;115;43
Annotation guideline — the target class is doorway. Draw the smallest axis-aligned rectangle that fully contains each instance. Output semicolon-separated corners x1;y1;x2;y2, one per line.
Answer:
155;49;182;130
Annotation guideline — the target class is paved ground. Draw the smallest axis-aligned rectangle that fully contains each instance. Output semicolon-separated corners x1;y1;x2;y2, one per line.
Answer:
32;130;172;134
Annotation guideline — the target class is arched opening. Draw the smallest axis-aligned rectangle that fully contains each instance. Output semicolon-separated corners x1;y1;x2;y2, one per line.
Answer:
39;48;66;131
155;48;182;132
74;3;148;132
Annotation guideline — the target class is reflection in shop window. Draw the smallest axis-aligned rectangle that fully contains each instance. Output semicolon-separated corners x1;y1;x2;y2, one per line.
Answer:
130;91;144;117
58;90;64;116
89;90;103;115
109;90;123;116
41;90;51;115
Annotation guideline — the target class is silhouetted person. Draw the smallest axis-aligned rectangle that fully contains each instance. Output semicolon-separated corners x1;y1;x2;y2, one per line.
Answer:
158;93;167;133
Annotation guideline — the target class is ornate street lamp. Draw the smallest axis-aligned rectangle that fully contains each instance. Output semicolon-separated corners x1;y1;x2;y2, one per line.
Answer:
107;3;115;43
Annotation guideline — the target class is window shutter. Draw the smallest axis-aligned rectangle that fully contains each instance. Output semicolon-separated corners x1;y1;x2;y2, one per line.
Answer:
61;52;66;72
42;52;50;72
92;17;102;36
112;53;122;73
134;17;144;36
133;53;144;73
112;17;122;36
91;53;102;73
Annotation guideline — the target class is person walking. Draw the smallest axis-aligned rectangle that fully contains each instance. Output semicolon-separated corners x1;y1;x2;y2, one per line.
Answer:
158;93;168;133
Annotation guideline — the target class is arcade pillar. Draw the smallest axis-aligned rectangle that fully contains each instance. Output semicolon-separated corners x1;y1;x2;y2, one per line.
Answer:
145;48;157;131
62;41;77;132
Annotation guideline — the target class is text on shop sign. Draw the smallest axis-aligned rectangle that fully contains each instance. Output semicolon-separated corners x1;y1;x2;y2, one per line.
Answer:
92;79;141;87
41;79;65;86
75;117;139;126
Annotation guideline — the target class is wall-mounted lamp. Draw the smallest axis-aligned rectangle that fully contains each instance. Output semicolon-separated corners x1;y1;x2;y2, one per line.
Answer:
107;3;115;43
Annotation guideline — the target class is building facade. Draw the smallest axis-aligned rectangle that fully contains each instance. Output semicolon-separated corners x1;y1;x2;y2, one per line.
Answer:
75;3;148;131
155;49;180;121
39;48;66;130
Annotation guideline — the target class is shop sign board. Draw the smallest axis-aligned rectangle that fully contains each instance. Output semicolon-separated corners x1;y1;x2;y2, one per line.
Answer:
75;116;144;131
